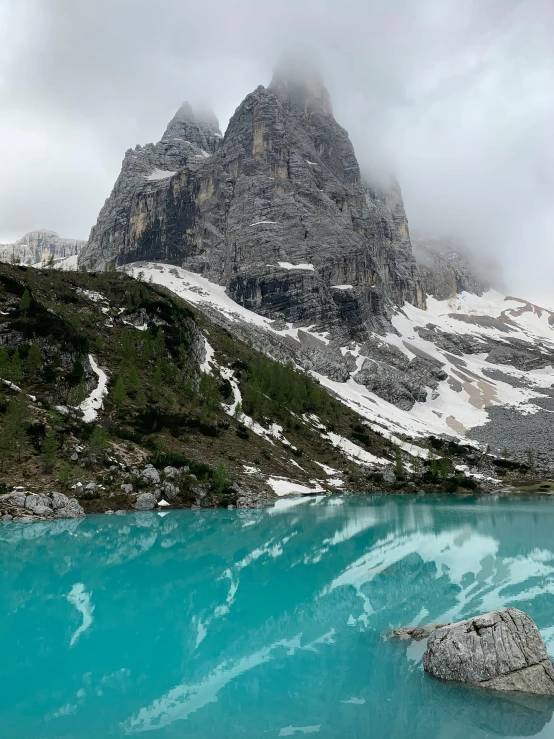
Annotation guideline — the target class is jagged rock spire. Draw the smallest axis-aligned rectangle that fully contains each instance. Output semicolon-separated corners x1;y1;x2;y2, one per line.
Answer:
162;101;222;149
269;59;333;116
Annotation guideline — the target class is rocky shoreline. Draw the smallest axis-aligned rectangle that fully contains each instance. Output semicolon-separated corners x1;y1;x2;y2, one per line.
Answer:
2;475;553;524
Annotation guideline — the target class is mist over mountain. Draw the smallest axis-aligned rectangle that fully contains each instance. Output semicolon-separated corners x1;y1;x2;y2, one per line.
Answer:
1;0;553;300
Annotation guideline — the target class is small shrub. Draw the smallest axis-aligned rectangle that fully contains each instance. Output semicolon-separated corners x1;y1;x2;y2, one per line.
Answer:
236;425;250;440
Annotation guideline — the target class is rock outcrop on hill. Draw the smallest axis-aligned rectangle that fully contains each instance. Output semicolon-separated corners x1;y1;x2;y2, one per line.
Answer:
0;230;84;265
80;66;424;338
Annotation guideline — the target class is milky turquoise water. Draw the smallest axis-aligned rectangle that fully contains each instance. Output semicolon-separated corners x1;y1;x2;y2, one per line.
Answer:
2;495;554;738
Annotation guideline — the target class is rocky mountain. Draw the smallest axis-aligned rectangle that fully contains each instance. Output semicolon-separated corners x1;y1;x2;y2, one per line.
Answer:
412;237;491;300
0;230;84;266
80;66;424;337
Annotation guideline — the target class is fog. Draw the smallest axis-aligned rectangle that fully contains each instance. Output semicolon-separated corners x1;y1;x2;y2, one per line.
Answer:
1;0;553;301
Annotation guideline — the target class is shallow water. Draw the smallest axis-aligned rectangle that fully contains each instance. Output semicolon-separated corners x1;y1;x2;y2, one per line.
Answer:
2;495;554;738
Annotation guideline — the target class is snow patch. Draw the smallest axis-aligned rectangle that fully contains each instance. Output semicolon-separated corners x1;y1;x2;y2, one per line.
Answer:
277;262;315;271
79;355;108;422
146;168;176;181
200;337;216;374
266;477;324;497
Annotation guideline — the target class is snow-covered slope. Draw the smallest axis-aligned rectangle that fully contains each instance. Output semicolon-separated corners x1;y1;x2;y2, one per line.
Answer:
126;262;554;457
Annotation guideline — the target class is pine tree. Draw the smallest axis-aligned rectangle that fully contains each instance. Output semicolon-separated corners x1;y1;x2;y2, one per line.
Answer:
0;347;11;380
154;329;166;358
140;331;155;362
119;330;136;370
47;254;55;267
26;343;42;374
439;457;450;479
112;376;127;406
90;426;109;456
10;349;22;384
67;380;87;406
212;462;229;494
41;433;59;472
19;289;31;317
127;365;141;394
199;372;221;413
0;396;29;466
394;449;404;479
68;359;85;385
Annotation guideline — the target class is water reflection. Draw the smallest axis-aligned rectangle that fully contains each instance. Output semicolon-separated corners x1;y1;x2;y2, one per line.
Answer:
1;495;554;738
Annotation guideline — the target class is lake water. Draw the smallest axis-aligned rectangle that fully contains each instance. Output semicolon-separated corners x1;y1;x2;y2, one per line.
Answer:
3;494;554;738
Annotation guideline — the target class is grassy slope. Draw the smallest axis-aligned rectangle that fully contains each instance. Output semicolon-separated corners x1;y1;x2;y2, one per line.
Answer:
0;263;541;513
0;264;398;510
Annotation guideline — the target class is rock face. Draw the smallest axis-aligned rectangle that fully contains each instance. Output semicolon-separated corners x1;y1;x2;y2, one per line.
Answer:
0;230;84;265
80;65;424;338
134;492;157;511
423;609;554;695
412;237;491;300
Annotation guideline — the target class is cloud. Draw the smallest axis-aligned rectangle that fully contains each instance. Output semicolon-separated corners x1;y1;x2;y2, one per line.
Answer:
0;0;553;299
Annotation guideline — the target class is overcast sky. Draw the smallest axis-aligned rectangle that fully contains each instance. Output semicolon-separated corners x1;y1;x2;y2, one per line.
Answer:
1;0;553;300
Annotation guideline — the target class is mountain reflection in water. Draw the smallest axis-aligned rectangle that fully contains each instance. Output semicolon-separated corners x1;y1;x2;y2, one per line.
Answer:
2;495;554;738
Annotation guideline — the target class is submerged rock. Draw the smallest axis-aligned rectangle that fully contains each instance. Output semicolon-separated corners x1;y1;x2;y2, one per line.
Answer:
388;624;448;641
423;608;554;696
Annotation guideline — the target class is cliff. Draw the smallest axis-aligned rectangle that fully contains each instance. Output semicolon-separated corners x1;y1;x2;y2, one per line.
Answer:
79;67;424;338
0;230;84;265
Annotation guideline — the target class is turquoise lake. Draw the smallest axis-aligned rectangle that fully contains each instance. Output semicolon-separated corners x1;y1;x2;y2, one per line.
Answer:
3;494;554;738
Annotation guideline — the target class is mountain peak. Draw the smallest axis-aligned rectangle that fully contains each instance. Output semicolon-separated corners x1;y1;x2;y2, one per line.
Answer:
162;102;221;142
269;59;333;116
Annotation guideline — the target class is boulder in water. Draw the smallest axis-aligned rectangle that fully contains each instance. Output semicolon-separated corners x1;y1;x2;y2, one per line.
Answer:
423;608;554;696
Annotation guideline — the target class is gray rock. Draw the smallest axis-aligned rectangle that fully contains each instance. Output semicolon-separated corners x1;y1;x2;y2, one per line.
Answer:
163;466;179;479
70;452;79;462
51;491;70;510
121;483;133;494
162;481;179;501
134;493;157;511
423;608;554;695
389;624;448;641
412;236;489;300
382;468;396;484
55;498;85;519
141;467;160;485
25;494;53;516
0;491;27;507
191;483;210;501
85;482;97;491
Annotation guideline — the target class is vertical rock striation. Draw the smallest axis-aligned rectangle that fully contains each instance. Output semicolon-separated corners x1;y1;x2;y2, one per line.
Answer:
80;67;424;338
